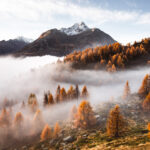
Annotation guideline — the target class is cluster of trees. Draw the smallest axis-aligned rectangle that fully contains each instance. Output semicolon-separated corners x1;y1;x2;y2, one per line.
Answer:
40;100;127;141
64;38;150;71
43;85;89;106
19;85;89;112
2;76;150;146
0;84;90;146
0;108;26;146
0;108;44;132
41;122;61;141
0;106;61;145
70;100;126;137
0;97;148;145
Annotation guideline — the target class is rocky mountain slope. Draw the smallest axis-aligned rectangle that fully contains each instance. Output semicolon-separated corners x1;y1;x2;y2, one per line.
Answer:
0;37;29;55
15;22;116;57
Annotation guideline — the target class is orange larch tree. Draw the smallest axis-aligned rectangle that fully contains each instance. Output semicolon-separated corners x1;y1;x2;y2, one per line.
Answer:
100;59;106;65
33;109;44;134
111;64;116;72
0;108;11;127
81;86;89;98
40;124;52;141
148;123;150;138
33;109;44;126
14;112;24;127
148;123;150;131
67;85;76;100
106;60;112;69
60;88;67;102
75;100;96;129
138;74;149;96
122;81;131;99
48;93;54;105
142;92;150;112
117;55;124;68
107;105;126;137
53;122;61;138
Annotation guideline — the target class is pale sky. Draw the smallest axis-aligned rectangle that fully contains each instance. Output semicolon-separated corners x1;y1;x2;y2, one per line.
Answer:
0;0;150;44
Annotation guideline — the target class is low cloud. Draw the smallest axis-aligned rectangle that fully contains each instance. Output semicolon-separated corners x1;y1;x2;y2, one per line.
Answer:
136;13;150;24
0;55;149;148
0;55;149;106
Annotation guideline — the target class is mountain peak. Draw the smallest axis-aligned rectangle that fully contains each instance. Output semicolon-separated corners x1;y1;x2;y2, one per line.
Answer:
60;22;89;36
15;22;116;57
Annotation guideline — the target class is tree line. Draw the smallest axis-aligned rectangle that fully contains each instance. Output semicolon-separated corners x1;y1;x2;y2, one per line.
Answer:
24;85;89;110
43;85;88;106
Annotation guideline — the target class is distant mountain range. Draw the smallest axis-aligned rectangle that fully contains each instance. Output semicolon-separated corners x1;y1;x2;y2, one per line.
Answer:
0;22;116;57
0;37;30;55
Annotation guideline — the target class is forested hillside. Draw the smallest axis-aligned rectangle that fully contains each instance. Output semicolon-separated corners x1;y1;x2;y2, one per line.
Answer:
64;38;150;71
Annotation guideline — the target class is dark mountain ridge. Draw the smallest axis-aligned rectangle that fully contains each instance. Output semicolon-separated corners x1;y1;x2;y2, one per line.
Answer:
15;22;116;57
0;38;28;55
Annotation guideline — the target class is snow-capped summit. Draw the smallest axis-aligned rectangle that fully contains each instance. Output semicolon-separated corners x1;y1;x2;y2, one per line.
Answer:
15;22;116;57
60;22;89;35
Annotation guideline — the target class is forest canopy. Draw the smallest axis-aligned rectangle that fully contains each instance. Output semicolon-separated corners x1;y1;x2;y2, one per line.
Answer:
64;38;150;71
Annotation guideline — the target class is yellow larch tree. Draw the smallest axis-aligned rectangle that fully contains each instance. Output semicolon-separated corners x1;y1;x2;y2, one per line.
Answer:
14;112;24;127
75;100;96;129
107;105;126;137
81;86;89;98
138;74;149;96
40;124;52;141
122;80;131;99
53;122;61;138
142;92;150;112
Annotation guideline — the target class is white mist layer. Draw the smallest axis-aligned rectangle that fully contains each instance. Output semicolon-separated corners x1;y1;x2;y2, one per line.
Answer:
0;56;149;104
0;55;62;82
0;56;149;144
0;56;63;100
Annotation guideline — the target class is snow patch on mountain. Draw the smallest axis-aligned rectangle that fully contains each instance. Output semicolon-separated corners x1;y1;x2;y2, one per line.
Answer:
60;22;89;36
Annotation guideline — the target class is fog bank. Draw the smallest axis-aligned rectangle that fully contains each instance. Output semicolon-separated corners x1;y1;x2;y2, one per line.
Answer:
0;56;149;105
0;55;149;148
